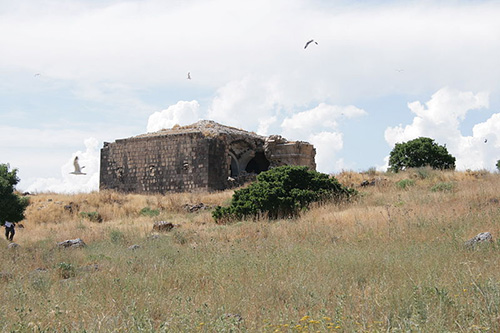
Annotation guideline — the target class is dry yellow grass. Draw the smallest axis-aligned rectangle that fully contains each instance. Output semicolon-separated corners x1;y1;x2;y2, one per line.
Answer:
1;169;500;331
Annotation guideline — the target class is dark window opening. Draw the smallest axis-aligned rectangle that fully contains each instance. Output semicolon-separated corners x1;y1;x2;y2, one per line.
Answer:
245;152;270;174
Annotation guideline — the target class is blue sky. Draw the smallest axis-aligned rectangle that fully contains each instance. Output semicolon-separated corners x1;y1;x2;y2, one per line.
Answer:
1;0;500;192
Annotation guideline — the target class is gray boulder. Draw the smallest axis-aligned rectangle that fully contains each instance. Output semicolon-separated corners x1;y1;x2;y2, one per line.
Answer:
152;221;176;232
57;238;86;248
465;232;493;249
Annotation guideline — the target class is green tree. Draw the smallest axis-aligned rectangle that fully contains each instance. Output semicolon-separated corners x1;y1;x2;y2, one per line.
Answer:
212;165;356;222
0;164;29;225
388;137;455;172
496;160;500;172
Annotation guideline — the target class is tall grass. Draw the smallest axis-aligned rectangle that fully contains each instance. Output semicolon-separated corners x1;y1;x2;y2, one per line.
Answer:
1;170;499;331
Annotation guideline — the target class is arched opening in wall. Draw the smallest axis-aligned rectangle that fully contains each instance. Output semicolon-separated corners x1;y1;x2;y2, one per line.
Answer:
245;152;270;174
229;153;240;177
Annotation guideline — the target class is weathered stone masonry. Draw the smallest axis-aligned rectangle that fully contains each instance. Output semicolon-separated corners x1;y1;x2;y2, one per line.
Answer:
100;120;316;194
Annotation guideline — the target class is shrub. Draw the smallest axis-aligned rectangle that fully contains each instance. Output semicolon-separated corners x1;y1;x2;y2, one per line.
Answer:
140;207;160;217
212;166;356;223
0;163;29;224
388;137;455;172
57;262;75;279
79;211;103;222
396;179;415;190
431;182;455;192
110;230;125;244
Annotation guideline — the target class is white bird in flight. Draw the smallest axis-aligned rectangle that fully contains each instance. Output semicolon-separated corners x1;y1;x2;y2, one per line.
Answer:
70;156;86;175
304;39;318;49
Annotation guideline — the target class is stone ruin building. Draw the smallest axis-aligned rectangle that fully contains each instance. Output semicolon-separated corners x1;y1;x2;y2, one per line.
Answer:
99;120;316;194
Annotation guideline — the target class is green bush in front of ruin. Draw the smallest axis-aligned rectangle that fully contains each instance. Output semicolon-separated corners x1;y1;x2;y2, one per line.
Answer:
212;165;356;222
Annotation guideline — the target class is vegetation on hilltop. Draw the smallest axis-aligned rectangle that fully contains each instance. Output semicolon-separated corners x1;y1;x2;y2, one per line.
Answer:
213;166;356;223
0;163;29;224
388;137;456;172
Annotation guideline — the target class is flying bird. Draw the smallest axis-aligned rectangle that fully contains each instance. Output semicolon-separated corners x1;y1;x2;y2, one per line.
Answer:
70;156;86;175
485;139;488;143
395;69;404;73
34;73;41;77
304;39;318;49
187;72;191;80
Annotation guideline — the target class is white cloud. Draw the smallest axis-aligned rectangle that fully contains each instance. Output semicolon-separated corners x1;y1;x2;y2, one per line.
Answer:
281;103;366;140
257;116;277;136
146;100;200;132
207;76;285;132
384;87;497;170
281;103;367;173
308;131;345;173
26;137;100;193
3;0;500;186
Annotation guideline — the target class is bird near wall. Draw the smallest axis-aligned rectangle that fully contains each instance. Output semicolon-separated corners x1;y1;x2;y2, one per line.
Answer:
70;156;86;175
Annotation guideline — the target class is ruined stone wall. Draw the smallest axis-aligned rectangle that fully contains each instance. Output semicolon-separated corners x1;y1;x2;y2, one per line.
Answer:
100;132;219;193
100;121;317;194
264;135;316;170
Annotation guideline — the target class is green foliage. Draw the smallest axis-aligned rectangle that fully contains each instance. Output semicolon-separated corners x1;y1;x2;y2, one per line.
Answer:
212;165;356;222
396;179;415;190
431;182;455;192
57;262;75;279
0;163;29;224
139;207;160;217
496;160;500;172
388;137;455;173
79;211;103;222
110;230;125;244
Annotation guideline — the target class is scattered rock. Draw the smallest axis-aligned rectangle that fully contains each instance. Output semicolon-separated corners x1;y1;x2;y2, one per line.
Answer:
128;244;141;250
147;234;161;241
64;202;79;213
7;243;20;249
224;313;243;322
184;203;210;213
360;180;376;187
79;264;99;273
57;238;87;248
152;221;177;232
465;232;493;249
33;268;48;273
489;198;499;205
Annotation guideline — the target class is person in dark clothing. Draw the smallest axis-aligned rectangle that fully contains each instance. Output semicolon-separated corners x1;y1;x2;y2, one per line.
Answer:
4;221;15;241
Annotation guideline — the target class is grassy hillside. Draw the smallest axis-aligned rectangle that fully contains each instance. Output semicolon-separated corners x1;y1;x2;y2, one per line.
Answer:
1;168;499;331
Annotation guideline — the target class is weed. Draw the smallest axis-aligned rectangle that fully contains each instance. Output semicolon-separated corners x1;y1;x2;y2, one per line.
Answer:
139;207;160;217
79;211;103;222
396;178;415;190
431;182;455;192
57;262;75;279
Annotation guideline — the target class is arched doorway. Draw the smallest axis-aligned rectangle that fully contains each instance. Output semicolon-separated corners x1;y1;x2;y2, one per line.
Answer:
245;152;270;174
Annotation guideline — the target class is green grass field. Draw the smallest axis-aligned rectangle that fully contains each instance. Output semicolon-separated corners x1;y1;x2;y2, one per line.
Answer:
1;169;499;331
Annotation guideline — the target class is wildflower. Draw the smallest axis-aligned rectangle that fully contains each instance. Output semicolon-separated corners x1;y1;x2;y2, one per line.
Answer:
300;315;310;322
